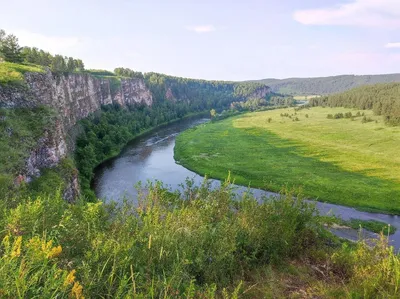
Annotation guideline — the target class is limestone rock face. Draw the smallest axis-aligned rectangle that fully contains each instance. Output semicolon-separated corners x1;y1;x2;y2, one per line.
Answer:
121;79;153;106
25;119;67;180
248;86;271;99
0;71;153;200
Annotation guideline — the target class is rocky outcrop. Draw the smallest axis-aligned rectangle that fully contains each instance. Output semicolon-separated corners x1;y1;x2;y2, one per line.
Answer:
113;79;153;107
248;86;271;99
25;119;67;180
0;71;153;132
0;71;153;200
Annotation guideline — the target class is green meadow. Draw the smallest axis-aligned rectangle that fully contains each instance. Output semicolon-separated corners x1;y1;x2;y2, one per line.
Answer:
175;107;400;214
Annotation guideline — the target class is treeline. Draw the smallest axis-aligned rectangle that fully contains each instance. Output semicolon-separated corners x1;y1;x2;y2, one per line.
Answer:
309;83;400;125
230;94;294;111
145;72;268;105
114;67;144;79
256;74;400;95
0;28;85;73
23;47;85;73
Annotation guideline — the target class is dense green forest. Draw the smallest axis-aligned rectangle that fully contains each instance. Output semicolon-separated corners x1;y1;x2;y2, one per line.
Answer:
309;83;400;125
255;74;400;95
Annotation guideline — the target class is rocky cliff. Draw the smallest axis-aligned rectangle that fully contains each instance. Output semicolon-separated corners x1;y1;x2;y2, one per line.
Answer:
0;71;153;131
0;71;153;198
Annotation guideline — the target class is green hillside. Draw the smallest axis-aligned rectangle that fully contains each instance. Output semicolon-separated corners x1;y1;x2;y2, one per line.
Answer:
255;74;400;95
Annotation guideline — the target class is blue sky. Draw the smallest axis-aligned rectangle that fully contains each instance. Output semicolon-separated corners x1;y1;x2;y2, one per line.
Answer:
1;0;400;80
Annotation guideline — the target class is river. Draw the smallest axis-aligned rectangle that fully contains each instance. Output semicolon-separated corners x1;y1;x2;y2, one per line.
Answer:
93;116;400;249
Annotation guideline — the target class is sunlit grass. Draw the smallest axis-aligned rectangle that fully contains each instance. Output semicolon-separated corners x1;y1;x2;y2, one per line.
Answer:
175;107;400;213
0;62;44;84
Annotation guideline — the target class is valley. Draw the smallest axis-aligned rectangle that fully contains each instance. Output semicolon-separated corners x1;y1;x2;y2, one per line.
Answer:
1;21;400;297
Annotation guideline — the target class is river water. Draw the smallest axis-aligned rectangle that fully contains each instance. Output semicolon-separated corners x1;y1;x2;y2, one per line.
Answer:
93;117;400;249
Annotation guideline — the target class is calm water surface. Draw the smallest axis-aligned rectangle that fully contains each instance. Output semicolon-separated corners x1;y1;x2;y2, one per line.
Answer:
93;117;400;249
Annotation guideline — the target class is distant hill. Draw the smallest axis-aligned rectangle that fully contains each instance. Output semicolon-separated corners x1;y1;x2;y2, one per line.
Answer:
254;74;400;95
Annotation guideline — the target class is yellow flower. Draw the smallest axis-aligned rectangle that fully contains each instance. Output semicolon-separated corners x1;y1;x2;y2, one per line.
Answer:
64;269;76;287
11;236;22;258
47;245;62;259
71;281;84;299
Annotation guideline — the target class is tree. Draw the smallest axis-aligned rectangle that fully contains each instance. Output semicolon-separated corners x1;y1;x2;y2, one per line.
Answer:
0;29;5;61
74;59;84;72
0;29;5;42
0;34;23;63
210;109;216;118
67;57;75;72
51;55;67;72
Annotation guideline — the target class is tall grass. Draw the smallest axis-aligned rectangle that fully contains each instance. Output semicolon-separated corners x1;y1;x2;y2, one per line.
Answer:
0;178;321;297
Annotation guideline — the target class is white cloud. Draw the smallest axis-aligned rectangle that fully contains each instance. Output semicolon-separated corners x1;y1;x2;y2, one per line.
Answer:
293;0;400;28
7;29;80;54
186;25;216;33
385;42;400;48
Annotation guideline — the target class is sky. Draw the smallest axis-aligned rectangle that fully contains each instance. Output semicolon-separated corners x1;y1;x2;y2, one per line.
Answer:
1;0;400;80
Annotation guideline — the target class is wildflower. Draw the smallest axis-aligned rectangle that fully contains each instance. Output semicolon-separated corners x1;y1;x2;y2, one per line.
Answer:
47;245;62;259
71;281;84;299
42;240;53;252
11;236;22;258
64;269;76;287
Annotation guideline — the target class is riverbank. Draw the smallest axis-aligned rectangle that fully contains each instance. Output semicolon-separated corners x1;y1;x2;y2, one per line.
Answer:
174;107;400;214
75;107;209;199
90;111;209;178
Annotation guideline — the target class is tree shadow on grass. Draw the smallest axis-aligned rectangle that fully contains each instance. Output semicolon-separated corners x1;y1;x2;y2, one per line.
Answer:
226;127;400;214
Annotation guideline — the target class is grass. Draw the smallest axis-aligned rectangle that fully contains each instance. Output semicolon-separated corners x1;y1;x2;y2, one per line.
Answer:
342;219;397;235
175;107;400;214
0;62;44;85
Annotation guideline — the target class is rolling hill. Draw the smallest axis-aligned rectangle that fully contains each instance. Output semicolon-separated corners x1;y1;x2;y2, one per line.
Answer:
254;74;400;95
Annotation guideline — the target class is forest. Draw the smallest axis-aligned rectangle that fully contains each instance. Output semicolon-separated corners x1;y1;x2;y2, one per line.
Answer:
256;74;400;95
309;83;400;125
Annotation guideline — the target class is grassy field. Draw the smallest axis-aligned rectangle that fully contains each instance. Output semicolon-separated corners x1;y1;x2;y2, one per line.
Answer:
175;107;400;214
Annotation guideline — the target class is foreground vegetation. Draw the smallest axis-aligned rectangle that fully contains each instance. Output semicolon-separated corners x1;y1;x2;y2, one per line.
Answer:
175;107;400;213
1;179;400;298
